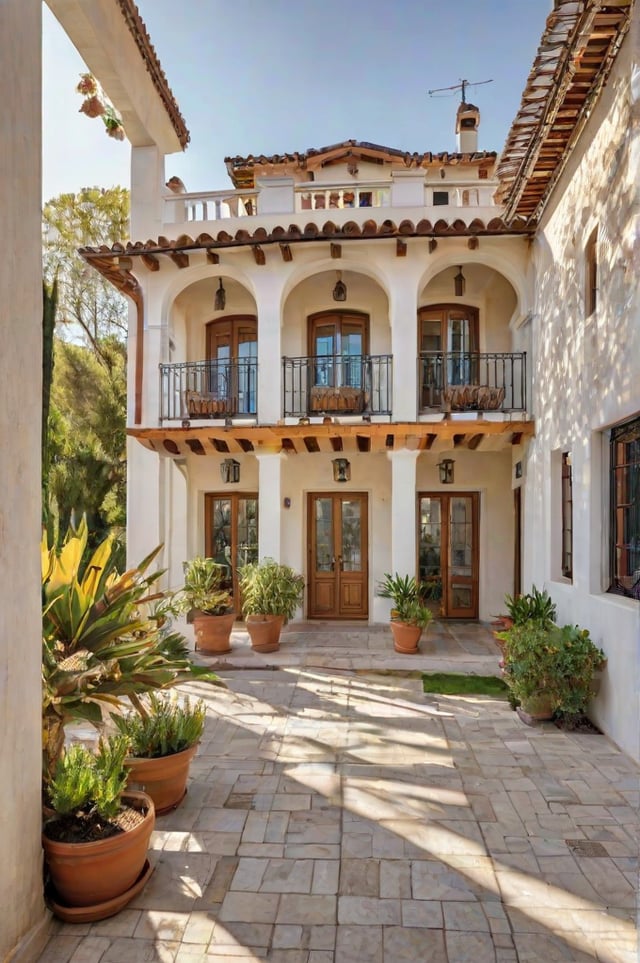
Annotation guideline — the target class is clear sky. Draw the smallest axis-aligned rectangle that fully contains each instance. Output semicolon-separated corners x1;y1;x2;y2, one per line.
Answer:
43;0;552;201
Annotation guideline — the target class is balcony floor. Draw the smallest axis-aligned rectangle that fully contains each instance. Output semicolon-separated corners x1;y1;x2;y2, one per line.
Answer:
39;621;638;963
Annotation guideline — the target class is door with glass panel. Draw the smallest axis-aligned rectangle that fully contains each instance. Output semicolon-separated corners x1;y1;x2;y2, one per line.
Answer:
205;493;258;605
309;312;368;390
308;493;368;619
419;306;479;409
418;493;479;618
206;316;257;415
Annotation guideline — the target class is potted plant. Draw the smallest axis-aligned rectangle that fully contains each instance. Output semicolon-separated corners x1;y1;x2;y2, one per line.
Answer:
378;573;433;654
42;735;155;923
497;620;605;723
492;585;557;648
178;556;235;654
238;558;305;652
41;519;219;918
113;693;206;814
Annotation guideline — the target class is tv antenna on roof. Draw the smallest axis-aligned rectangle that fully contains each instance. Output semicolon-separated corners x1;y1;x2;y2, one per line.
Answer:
428;78;493;103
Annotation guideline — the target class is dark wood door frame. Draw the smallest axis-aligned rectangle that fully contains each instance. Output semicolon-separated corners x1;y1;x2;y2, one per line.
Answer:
307;492;369;620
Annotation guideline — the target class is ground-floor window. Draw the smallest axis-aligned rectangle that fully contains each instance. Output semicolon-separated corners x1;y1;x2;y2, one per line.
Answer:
610;415;640;599
561;452;573;580
204;493;258;603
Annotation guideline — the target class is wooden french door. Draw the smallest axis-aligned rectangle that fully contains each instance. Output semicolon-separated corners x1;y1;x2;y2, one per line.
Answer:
418;492;479;618
205;493;258;604
308;493;368;619
308;311;369;389
206;316;257;414
419;305;479;409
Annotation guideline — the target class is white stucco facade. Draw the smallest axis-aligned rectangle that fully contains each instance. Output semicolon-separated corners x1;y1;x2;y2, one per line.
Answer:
523;28;640;761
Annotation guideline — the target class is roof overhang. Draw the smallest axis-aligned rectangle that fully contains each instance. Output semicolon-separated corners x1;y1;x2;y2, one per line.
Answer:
46;0;189;152
130;420;534;458
79;214;531;300
495;0;633;225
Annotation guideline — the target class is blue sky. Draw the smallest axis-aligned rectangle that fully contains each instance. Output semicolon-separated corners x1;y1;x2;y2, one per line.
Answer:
43;0;551;200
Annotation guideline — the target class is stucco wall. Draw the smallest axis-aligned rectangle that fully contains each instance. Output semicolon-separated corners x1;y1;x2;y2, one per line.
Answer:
0;0;51;958
525;28;640;761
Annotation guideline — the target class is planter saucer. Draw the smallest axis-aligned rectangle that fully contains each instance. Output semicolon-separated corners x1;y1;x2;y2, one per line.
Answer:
156;787;187;817
47;859;154;923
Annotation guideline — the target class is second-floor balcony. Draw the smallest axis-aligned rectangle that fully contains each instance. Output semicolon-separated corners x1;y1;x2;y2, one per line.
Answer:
159;352;527;423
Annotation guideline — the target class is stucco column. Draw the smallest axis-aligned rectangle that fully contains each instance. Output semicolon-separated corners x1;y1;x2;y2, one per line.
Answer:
130;145;166;238
256;452;285;560
0;0;50;958
388;268;420;421
388;449;420;576
252;274;286;424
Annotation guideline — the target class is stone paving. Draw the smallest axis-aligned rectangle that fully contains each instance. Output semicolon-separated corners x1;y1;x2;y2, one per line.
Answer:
38;623;639;962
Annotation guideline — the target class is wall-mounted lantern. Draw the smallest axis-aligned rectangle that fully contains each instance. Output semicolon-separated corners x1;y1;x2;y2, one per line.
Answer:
332;458;351;483
437;458;455;484
220;458;240;483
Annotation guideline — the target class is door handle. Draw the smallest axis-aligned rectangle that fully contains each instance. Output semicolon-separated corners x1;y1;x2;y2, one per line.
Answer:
330;557;336;571
338;555;344;571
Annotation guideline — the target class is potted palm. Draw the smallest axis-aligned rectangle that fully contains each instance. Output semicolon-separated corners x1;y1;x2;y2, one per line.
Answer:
238;558;305;652
113;693;206;814
41;518;219;919
178;556;235;654
378;573;433;654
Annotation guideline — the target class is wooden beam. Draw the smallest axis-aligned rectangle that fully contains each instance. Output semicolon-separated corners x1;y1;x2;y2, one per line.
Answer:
280;243;293;262
467;433;484;450
206;250;219;264
253;245;266;265
511;432;523;446
330;242;342;259
396;239;407;257
168;251;189;269
330;437;343;452
141;253;160;271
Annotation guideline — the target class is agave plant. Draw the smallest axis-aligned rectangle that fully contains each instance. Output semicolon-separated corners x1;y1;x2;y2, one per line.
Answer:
42;518;220;779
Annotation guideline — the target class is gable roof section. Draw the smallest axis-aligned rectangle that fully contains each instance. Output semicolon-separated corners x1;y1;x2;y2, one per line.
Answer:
225;140;497;189
495;0;633;225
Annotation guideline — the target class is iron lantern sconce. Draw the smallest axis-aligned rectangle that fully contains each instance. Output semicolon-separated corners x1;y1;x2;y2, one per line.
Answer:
332;271;347;302
453;265;466;297
220;458;240;483
332;458;351;483
437;458;455;484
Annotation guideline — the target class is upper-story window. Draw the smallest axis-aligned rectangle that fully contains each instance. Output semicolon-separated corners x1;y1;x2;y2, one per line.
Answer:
585;227;598;317
461;189;479;206
433;190;449;206
609;414;640;600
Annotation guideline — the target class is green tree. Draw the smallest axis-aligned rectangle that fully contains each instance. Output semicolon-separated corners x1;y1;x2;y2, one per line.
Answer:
48;338;127;551
43;186;129;351
42;187;130;548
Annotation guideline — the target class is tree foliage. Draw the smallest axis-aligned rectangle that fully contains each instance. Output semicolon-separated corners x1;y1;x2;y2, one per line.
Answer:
42;187;130;548
43;186;129;351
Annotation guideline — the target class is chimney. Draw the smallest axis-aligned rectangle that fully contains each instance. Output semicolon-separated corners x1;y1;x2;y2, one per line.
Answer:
456;102;480;153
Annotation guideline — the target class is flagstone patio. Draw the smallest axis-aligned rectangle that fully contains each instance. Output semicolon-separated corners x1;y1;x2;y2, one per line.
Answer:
38;623;639;962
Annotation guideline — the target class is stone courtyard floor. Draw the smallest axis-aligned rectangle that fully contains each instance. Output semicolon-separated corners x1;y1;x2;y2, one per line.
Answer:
38;623;639;962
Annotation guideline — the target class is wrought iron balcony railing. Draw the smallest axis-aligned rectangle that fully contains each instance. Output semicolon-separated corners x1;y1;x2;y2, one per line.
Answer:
160;359;257;421
283;355;393;418
419;351;527;412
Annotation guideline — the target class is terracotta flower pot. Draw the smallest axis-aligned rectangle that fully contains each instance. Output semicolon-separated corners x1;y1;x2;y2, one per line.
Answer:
125;743;199;815
519;691;556;721
245;614;284;653
193;611;235;654
390;621;423;654
42;790;155;911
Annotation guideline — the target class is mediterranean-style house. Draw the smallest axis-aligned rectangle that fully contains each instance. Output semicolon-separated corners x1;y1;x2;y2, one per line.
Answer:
1;1;637;956
76;1;638;763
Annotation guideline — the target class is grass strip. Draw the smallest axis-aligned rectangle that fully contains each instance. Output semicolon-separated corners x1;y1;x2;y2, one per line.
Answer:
422;672;509;697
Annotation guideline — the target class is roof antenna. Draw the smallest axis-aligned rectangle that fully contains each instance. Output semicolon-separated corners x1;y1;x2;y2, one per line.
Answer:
428;78;493;103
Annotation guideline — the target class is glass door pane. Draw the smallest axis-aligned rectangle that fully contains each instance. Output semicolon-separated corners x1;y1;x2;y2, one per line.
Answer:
314;324;336;387
448;495;475;615
340;499;362;571
341;323;363;388
314;497;334;571
236;498;258;571
210;497;232;590
419;497;443;612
